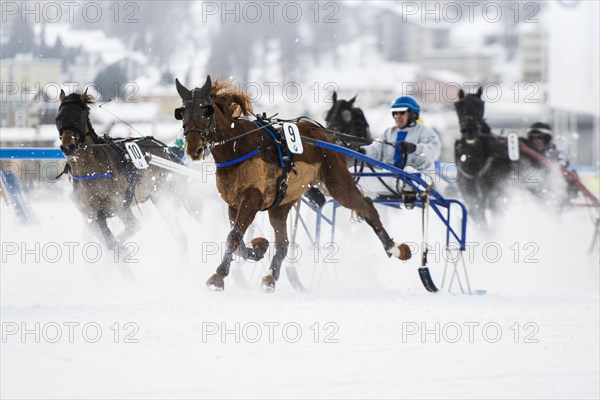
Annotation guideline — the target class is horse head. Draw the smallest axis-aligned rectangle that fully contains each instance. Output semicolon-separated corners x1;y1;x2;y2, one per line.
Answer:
325;92;370;149
175;76;216;161
454;87;486;142
56;89;93;156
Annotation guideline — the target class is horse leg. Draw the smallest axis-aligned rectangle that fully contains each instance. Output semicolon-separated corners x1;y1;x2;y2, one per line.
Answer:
228;206;269;262
458;179;488;229
94;209;119;250
260;202;294;292
116;207;141;244
321;166;411;260
206;188;263;291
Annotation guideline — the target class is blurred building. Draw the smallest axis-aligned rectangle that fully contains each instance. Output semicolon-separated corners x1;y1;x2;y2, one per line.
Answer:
546;1;599;167
1;55;61;128
519;25;547;83
380;13;450;63
420;48;496;83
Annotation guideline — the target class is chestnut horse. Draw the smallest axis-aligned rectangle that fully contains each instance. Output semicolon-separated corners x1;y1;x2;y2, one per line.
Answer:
56;90;187;253
175;76;411;292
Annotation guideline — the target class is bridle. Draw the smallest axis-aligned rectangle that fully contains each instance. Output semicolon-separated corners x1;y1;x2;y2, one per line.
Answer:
56;100;90;150
175;89;217;146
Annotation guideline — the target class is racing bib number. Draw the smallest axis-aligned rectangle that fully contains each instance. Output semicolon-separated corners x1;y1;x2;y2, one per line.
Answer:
283;122;303;154
507;132;520;161
125;142;149;169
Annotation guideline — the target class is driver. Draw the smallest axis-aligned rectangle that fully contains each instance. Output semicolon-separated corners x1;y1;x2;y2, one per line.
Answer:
359;95;441;175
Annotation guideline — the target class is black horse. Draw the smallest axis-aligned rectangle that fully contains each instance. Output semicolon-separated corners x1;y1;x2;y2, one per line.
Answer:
324;92;372;151
304;92;374;207
453;88;560;224
454;87;507;223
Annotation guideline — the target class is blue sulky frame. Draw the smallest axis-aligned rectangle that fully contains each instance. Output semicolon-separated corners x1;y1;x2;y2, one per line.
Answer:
0;148;67;224
288;140;472;293
310;141;467;252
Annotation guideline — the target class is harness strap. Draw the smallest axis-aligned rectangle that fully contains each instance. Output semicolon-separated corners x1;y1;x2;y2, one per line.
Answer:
266;173;290;211
456;155;494;199
215;148;261;168
254;120;295;210
55;163;71;180
72;173;113;181
256;120;286;169
123;161;140;209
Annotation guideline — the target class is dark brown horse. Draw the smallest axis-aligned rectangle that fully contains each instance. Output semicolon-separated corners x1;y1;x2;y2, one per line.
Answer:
324;92;372;150
56;90;187;252
175;76;411;292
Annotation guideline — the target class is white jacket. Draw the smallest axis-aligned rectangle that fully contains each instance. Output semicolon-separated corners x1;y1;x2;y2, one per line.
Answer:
362;123;441;174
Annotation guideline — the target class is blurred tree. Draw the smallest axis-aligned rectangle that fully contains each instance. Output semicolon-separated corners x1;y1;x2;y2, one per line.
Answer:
1;20;35;58
94;63;128;101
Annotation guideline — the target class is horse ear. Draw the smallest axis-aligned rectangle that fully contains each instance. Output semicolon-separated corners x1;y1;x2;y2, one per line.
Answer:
60;89;66;103
348;94;357;106
175;78;191;99
80;89;88;103
476;87;483;97
458;89;465;99
332;91;337;103
201;75;212;96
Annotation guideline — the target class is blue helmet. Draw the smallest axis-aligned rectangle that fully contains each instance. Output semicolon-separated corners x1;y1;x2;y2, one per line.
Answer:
390;96;420;116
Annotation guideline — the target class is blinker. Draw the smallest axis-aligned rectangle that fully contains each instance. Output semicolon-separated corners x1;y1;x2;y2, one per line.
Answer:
55;102;87;136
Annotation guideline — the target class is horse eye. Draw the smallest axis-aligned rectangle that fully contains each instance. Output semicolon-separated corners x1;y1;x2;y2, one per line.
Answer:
201;106;213;118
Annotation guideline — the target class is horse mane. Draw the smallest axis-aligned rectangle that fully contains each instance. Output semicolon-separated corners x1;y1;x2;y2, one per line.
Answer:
210;80;254;119
64;92;95;110
352;108;370;129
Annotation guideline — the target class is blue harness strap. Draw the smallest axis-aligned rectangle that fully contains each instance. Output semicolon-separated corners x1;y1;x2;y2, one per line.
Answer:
393;130;408;168
213;121;288;169
211;120;294;210
215;148;261;168
255;120;286;169
72;173;113;181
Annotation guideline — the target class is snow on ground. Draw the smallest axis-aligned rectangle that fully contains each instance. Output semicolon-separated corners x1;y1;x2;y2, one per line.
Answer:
1;178;598;399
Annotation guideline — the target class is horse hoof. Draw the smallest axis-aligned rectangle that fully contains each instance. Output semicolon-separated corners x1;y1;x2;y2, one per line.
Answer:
206;274;224;291
260;275;276;293
251;237;269;259
388;243;412;261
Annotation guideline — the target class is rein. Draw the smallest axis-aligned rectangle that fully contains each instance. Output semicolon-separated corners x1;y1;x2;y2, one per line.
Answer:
210;120;279;149
201;114;400;170
273;115;398;149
